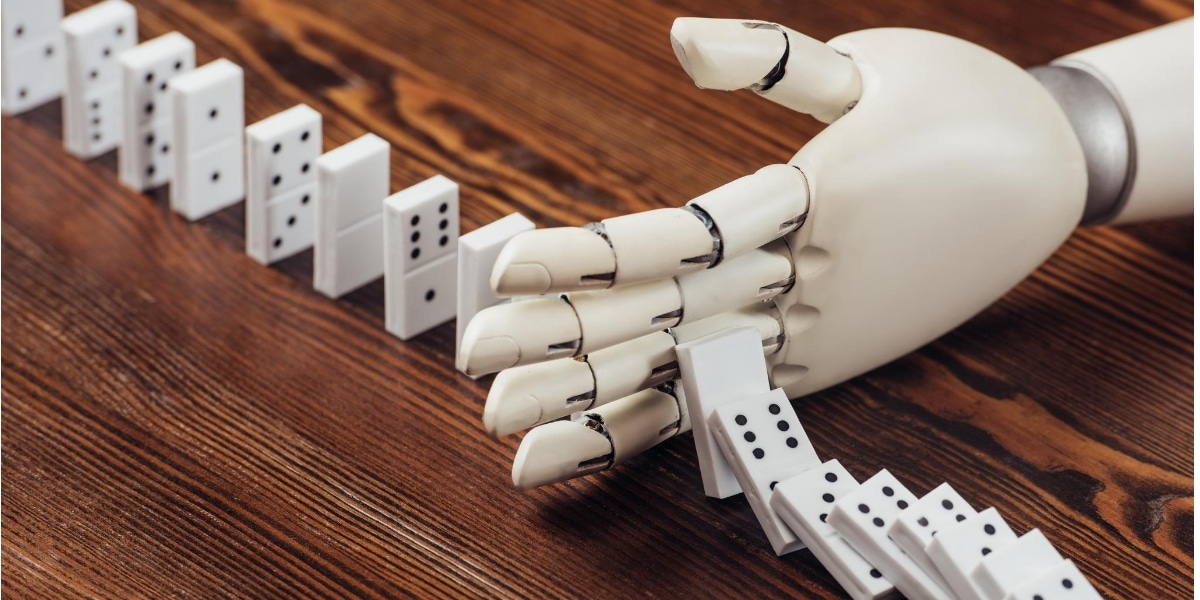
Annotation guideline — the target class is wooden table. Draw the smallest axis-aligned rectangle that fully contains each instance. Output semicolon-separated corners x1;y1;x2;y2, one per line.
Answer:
3;0;1192;597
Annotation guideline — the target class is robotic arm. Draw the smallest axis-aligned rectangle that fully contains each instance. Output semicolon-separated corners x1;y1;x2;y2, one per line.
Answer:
457;18;1194;490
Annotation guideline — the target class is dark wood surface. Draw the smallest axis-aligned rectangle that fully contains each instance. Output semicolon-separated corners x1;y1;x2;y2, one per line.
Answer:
2;0;1193;597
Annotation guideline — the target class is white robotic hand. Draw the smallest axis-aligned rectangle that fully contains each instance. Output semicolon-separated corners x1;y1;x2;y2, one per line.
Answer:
457;18;1193;490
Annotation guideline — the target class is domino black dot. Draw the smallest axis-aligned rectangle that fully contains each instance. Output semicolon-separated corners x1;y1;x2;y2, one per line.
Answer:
272;143;282;154
955;514;966;522
869;569;882;579
209;108;219;119
91;100;100;109
301;131;310;142
15;25;24;37
45;45;54;57
92;133;102;141
897;500;908;509
145;72;154;83
1062;579;1073;589
742;432;755;443
941;499;954;510
857;504;870;514
439;235;449;247
301;194;311;205
438;202;448;213
981;547;992;556
425;289;435;302
751;448;764;459
768;403;781;415
174;60;183;70
89;69;98;80
734;415;747;426
273;237;282;248
161;143;170;154
92;117;101;125
872;517;885;527
917;517;929;527
273;175;282;186
819;513;828;522
785;437;798;448
777;420;789;432
287;216;296;227
821;493;834;503
984;524;996;535
211;170;221;182
116;26;125;36
825;472;837;482
882;486;895;497
410;215;420;226
411;247;421;260
159;82;167;92
103;47;111;57
146;164;156;176
301;162;310;173
1033;596;1044;600
439;218;448;230
769;481;778;490
18;88;27;99
145;102;154;115
411;231;420;242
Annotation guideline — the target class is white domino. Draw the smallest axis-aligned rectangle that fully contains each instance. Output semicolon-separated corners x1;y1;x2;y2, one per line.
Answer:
454;212;534;363
1;0;64;115
314;133;389;298
770;460;898;600
245;104;322;264
118;32;196;191
168;58;245;220
827;470;953;600
676;326;771;499
1001;560;1101;600
61;0;136;158
889;483;977;587
710;388;821;555
971;529;1063;600
384;175;461;340
926;507;1019;600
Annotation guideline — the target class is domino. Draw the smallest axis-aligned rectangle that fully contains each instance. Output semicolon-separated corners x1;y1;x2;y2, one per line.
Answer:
245;104;322;264
61;0;136;158
889;483;977;587
118;32;196;191
710;388;821;555
455;212;534;362
676;326;771;499
770;460;898;600
383;175;461;340
971;529;1063;600
925;507;1019;600
1;0;64;115
313;133;390;298
827;470;953;600
1001;560;1101;600
169;59;245;220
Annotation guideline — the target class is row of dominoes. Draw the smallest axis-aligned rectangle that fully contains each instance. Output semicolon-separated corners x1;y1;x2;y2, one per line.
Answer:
677;327;1101;600
3;0;533;360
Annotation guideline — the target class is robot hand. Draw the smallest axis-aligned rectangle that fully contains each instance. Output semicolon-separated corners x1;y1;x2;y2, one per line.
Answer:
457;17;1191;490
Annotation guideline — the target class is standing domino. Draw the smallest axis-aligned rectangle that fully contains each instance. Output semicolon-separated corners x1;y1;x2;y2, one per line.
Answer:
314;133;390;298
168;59;245;220
384;175;461;340
971;529;1063;600
770;460;899;600
1;0;64;115
1001;560;1101;600
925;507;1019;600
245;104;322;264
827;471;953;600
888;483;977;587
61;0;136;158
455;212;534;359
710;388;821;555
677;326;772;499
118;32;196;191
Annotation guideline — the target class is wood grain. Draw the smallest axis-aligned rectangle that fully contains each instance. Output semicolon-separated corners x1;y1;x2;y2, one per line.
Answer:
3;0;1192;597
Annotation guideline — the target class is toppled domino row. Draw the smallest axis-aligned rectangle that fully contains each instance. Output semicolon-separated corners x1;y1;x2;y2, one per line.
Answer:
3;0;532;360
679;327;1100;600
